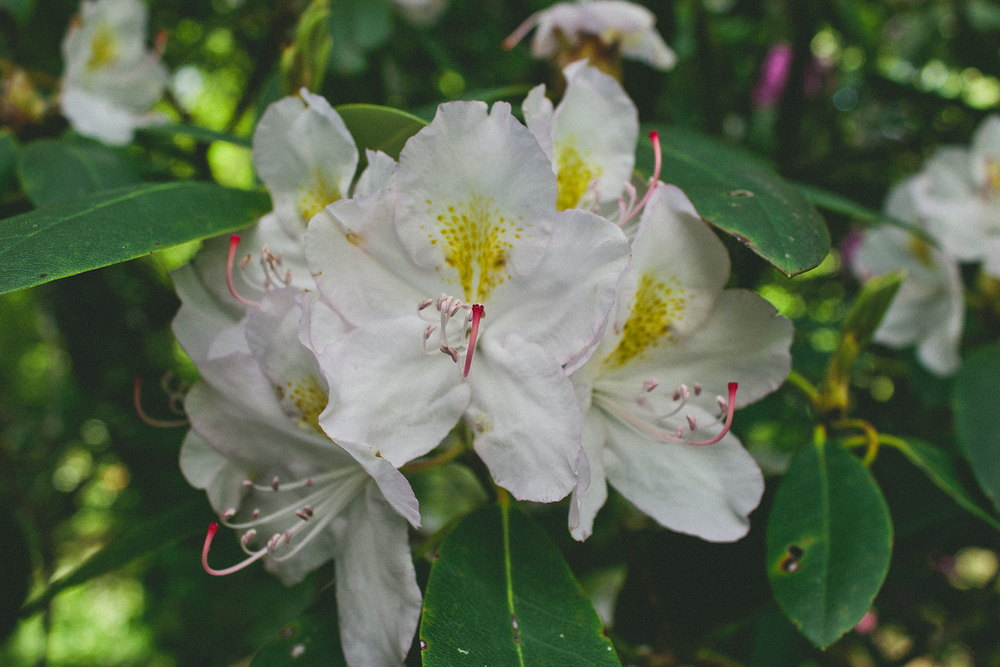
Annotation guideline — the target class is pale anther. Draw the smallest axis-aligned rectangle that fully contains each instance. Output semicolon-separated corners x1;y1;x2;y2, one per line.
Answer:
242;479;254;488
644;380;659;393
694;383;702;396
284;530;293;545
271;476;280;491
686;414;698;432
267;534;281;552
304;479;314;487
222;508;236;521
250;508;260;520
441;345;459;363
418;298;434;310
241;529;257;546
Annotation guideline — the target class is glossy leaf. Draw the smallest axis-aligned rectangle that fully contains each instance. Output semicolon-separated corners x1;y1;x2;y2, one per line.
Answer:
421;498;620;667
18;138;141;207
952;344;1000;515
0;182;271;295
336;103;426;161
767;440;892;649
637;125;830;277
20;499;205;617
0;499;31;642
251;588;347;667
0;130;17;192
890;436;1000;531
138;123;252;148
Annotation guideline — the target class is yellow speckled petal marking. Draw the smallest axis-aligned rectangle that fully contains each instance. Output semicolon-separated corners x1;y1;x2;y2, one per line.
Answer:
604;272;689;369
555;140;600;211
426;193;522;302
276;375;328;435
296;169;342;222
86;26;118;71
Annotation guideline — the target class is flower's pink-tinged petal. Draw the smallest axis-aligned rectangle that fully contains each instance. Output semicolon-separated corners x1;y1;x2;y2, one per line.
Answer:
253;90;358;237
485;208;629;371
335;482;422;667
550;61;638;208
307;189;441;325
317;317;470;467
466;334;584;502
395;101;557;303
603;414;763;542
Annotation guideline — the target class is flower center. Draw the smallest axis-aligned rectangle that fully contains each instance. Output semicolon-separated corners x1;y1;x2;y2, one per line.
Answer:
603;270;688;370
86;25;118;71
225;235;293;307
417;294;485;377
555;139;601;211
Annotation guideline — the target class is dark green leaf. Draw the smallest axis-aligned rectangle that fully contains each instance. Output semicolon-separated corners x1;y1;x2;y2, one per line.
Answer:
0;499;31;642
421;499;621;666
328;0;392;75
138;123;252;148
0;0;33;22
17;138;141;207
0;130;18;193
840;270;905;350
336;103;426;161
890;436;1000;531
952;344;1000;515
20;499;205;617
0;182;271;295
251;588;347;667
767;441;892;649
637;125;830;277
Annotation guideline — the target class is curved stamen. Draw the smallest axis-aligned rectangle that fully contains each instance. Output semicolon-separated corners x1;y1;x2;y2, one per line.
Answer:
684;382;738;446
463;304;485;378
226;235;260;308
134;377;188;428
502;10;540;51
202;523;269;576
619;131;662;227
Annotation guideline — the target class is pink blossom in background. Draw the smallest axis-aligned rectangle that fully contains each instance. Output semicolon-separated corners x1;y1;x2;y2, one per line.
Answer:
751;42;793;109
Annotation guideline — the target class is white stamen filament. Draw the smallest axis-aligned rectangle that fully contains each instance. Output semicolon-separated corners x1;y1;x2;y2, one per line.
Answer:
418;294;485;374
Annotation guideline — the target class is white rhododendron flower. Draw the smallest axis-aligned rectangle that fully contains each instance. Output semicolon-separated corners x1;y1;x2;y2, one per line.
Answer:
171;91;388;360
569;185;792;541
306;100;630;503
523;61;638;211
505;0;676;71
177;287;422;667
910;114;1000;277
60;0;168;145
852;180;964;376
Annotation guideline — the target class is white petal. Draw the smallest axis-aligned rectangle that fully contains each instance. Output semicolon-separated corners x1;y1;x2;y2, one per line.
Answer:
178;430;248;512
551;61;638;208
59;86;161;145
335;482;422;667
353;149;398;196
317;317;470;467
395;101;557;303
253;91;358;237
569;410;610;541
603;414;763;541
522;83;554;162
307;190;440;325
466;334;583;502
485;207;629;371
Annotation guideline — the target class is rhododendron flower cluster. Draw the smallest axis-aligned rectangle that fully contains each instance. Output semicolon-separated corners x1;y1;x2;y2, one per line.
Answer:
173;63;792;665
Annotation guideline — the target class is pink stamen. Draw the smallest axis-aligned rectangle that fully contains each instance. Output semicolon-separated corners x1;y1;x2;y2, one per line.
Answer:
463;304;484;377
202;523;269;577
226;235;260;308
620;131;662;227
133;377;188;428
685;382;738;446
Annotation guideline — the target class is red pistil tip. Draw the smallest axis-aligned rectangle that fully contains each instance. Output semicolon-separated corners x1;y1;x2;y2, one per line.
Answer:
202;522;269;577
226;235;260;308
463;304;485;378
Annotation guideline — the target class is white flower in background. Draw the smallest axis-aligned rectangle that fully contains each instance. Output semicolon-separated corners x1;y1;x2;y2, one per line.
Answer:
852;180;965;376
306;100;630;503
523;60;638;211
60;0;169;145
178;287;422;667
504;0;676;71
569;185;792;541
910;114;1000;277
392;0;449;26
